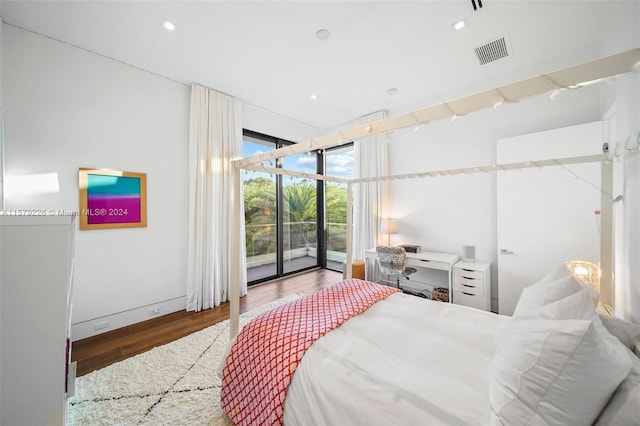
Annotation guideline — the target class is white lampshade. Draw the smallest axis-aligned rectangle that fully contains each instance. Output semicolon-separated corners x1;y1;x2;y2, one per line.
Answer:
380;219;398;235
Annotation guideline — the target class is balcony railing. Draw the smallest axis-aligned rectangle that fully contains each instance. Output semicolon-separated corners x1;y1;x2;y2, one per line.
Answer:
245;221;347;268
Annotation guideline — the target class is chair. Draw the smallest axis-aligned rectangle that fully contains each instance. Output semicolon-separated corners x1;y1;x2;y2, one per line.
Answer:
375;245;417;288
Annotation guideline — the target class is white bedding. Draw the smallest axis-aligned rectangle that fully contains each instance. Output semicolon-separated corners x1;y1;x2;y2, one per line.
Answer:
283;292;509;425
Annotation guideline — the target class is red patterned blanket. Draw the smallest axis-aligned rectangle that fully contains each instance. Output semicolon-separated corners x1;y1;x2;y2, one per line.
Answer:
220;279;400;426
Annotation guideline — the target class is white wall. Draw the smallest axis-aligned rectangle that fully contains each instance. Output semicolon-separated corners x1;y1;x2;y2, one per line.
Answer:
3;25;190;340
1;24;322;340
243;103;321;143
387;86;604;311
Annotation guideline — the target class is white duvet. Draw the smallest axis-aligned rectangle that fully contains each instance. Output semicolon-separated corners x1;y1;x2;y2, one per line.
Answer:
283;292;509;425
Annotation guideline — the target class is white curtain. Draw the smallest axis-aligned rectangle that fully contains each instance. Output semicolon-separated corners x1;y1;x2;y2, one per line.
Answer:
187;85;247;311
352;111;389;278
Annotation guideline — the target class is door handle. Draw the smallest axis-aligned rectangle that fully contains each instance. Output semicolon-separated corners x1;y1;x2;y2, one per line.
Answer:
499;248;514;255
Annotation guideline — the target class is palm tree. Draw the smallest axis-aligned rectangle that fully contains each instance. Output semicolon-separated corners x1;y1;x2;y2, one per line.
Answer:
283;180;317;248
326;183;348;252
243;177;276;255
243;177;349;255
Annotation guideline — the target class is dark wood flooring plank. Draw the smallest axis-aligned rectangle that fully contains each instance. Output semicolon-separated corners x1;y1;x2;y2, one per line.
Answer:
72;269;341;376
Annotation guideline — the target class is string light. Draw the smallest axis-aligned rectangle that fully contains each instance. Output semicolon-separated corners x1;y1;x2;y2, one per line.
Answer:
444;103;462;122
493;89;517;109
409;113;430;132
543;75;571;100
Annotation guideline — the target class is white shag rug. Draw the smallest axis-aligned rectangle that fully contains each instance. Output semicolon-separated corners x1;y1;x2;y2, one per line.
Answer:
68;294;304;426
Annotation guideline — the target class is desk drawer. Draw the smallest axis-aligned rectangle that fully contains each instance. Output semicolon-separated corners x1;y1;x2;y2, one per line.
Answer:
406;258;449;271
453;276;483;295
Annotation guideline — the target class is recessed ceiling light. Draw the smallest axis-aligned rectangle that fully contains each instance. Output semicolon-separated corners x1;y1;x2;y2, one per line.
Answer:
452;19;466;31
162;19;176;31
387;88;398;95
316;29;330;40
310;94;318;100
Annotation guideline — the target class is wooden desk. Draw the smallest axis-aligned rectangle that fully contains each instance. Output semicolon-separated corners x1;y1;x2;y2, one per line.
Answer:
365;248;460;299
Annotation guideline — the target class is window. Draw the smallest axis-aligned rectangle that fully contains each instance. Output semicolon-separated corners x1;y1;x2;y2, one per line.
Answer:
281;152;318;274
243;134;277;282
324;144;354;271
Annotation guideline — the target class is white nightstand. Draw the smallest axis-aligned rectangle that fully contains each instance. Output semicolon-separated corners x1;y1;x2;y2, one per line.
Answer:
452;260;491;311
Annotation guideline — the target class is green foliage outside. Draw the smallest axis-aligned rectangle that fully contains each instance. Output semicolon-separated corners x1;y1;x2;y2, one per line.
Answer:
325;183;348;253
244;177;348;256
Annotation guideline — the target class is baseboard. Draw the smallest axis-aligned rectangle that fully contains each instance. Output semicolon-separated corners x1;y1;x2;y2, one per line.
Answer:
71;296;186;341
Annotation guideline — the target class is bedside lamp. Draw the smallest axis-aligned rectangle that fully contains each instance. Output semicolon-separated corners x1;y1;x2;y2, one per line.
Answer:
565;260;600;293
379;219;398;246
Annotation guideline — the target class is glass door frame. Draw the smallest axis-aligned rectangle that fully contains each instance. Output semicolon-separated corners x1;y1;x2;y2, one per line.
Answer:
243;129;324;285
322;142;354;273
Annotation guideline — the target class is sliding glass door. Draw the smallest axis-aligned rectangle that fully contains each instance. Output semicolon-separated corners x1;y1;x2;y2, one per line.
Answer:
324;144;354;272
243;135;277;282
242;131;354;281
282;152;318;274
243;131;320;284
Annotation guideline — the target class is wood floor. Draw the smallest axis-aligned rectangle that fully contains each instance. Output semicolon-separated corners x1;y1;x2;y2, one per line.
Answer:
71;268;342;377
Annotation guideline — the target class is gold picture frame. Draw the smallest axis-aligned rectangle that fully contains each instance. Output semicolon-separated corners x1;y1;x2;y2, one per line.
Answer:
79;168;147;230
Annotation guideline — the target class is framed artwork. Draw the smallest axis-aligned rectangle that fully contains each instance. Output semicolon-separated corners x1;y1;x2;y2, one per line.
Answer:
79;168;147;230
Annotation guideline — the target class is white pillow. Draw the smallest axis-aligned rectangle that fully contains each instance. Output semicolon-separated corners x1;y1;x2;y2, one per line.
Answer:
514;285;598;321
599;315;640;352
594;348;640;425
490;318;632;425
513;264;599;316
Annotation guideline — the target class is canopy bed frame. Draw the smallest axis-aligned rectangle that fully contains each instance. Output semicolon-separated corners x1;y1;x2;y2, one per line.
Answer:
228;48;640;339
221;48;640;426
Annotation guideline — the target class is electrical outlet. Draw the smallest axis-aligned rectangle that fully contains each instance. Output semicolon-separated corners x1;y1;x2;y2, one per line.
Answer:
148;307;161;316
94;321;109;331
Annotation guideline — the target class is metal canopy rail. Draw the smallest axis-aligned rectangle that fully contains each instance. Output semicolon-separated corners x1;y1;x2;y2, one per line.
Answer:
244;155;603;186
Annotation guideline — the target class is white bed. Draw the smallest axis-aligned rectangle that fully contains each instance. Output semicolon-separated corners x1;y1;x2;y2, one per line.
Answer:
221;269;640;426
284;292;506;425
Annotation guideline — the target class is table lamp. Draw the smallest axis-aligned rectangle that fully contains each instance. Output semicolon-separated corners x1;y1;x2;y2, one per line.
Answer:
379;219;398;246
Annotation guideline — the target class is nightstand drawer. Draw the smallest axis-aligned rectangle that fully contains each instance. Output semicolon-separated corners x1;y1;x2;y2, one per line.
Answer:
453;276;483;295
454;268;484;280
453;291;488;311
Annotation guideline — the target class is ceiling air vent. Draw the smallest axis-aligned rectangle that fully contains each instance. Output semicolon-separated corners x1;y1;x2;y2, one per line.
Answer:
470;0;483;11
475;36;510;65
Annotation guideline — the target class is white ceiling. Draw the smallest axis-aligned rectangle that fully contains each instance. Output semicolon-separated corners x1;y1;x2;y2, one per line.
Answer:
1;1;638;131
